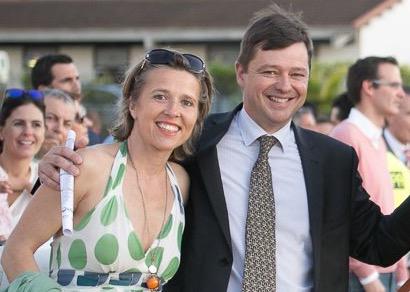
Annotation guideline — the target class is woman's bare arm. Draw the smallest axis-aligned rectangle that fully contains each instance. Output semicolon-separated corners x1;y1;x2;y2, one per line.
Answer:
1;148;91;282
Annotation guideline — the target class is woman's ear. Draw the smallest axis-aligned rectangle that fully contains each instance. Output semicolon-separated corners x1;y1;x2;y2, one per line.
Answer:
128;99;137;120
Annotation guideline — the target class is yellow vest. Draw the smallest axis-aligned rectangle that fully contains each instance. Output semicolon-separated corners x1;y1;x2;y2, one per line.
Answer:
387;152;410;207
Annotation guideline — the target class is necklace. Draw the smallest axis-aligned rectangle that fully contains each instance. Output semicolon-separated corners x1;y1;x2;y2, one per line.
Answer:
127;150;169;291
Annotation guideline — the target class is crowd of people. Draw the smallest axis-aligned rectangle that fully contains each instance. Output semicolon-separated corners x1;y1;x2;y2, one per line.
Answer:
0;3;410;292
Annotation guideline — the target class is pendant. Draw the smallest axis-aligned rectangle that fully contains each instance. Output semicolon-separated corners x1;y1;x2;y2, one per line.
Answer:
148;264;157;274
146;274;160;291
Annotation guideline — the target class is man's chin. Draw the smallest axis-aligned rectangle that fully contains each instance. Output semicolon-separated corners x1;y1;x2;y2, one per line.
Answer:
44;138;62;148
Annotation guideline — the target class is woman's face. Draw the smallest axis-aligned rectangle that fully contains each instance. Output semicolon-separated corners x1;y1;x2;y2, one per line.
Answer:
0;103;45;159
129;67;201;154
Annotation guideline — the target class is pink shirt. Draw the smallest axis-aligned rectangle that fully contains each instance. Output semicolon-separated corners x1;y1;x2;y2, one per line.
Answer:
331;110;407;282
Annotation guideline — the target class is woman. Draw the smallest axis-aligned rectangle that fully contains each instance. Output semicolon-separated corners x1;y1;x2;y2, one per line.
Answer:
0;89;45;236
1;48;212;291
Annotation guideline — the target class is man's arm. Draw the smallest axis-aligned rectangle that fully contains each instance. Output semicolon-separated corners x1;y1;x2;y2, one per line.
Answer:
37;146;82;191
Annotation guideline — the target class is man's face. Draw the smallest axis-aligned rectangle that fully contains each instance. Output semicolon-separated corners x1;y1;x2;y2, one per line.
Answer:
44;97;76;149
50;63;81;99
371;63;404;118
236;42;309;133
388;94;410;144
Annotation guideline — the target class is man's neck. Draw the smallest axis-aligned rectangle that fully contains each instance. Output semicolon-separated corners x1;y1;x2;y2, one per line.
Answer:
355;103;385;129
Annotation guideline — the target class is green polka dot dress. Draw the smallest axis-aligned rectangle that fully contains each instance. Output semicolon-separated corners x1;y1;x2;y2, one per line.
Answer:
49;142;185;291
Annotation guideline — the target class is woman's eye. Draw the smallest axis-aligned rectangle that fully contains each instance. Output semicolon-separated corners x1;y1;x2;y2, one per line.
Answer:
182;99;194;107
153;94;167;101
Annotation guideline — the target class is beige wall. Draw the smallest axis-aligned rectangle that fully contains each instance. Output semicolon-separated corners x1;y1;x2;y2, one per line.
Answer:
315;43;359;63
0;46;24;87
60;45;94;83
129;46;145;69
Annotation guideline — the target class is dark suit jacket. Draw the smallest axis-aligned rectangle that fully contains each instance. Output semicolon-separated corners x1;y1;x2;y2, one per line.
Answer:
166;104;410;292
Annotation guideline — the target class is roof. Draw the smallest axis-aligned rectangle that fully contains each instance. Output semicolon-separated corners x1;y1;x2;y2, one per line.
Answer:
0;0;385;29
353;0;400;27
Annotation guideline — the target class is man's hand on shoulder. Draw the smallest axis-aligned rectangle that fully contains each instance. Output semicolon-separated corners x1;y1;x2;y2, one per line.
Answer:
363;279;385;292
38;146;83;191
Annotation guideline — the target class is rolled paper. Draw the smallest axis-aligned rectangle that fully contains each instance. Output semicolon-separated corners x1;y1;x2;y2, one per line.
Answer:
60;130;76;236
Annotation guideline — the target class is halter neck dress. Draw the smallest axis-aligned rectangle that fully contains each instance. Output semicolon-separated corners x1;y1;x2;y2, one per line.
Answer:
49;142;185;291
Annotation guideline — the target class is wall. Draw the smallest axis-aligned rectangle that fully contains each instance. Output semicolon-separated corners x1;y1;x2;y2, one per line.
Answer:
359;0;410;65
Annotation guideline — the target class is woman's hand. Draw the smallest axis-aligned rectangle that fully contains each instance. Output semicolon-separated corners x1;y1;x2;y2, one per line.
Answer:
0;180;12;196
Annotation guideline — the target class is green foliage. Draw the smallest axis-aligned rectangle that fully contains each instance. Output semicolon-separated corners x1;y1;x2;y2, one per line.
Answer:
208;62;239;97
308;62;349;114
208;62;242;111
401;65;410;86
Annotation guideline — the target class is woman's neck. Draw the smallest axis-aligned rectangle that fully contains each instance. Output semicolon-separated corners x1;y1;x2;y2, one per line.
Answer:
0;152;32;179
126;139;171;177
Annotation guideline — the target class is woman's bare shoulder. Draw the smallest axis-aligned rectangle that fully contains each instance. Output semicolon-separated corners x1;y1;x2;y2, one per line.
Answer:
76;143;119;166
76;143;119;170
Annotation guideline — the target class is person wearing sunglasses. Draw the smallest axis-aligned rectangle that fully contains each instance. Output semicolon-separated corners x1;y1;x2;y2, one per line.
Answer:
36;88;76;159
23;5;410;292
331;57;408;291
0;89;46;287
0;89;45;233
1;48;212;291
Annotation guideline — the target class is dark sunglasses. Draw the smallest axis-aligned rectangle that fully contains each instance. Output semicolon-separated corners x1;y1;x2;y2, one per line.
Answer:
4;88;44;102
144;48;205;74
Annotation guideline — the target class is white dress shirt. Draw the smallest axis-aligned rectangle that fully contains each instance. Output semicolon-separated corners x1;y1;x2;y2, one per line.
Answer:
217;108;313;291
384;128;406;163
347;108;383;149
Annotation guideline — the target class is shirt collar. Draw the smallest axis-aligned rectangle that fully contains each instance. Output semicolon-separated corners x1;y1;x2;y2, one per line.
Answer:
237;108;292;152
347;108;383;147
384;128;406;162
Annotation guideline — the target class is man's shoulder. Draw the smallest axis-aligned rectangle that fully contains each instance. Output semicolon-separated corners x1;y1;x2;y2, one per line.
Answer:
297;125;354;152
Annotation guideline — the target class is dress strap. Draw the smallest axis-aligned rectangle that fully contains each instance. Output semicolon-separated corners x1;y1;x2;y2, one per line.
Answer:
166;163;185;214
105;142;128;196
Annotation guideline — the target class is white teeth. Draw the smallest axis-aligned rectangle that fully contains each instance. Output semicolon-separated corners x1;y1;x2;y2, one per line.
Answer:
268;96;289;103
157;122;179;132
19;141;33;145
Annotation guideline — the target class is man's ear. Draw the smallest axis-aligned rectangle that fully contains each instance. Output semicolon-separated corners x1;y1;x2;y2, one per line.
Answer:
235;62;246;89
362;80;375;97
38;84;48;91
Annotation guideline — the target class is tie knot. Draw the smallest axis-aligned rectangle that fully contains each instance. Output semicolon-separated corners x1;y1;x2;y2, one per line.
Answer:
258;135;277;157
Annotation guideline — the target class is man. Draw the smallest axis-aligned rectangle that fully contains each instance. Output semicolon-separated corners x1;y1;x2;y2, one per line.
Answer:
384;87;410;207
384;86;410;166
31;54;89;148
293;103;317;131
37;4;410;292
330;92;353;125
331;57;407;291
31;54;81;100
36;88;76;158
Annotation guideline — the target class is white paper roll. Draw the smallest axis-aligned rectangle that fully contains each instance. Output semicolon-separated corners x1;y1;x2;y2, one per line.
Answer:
60;130;76;236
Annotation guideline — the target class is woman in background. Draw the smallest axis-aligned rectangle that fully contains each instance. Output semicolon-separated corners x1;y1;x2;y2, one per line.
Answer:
0;89;45;288
2;49;212;291
0;89;45;235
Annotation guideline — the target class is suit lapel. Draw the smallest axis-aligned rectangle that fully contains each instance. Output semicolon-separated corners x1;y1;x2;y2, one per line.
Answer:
293;125;324;288
195;105;243;248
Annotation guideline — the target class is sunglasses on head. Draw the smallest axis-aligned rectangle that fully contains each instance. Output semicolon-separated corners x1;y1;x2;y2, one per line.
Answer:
4;88;44;102
144;48;205;74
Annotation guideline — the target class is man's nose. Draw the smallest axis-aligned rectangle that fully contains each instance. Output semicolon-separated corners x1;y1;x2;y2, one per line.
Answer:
275;75;292;91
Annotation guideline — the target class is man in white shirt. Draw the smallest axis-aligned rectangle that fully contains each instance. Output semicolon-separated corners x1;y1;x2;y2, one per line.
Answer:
331;57;408;291
36;4;410;292
384;86;410;165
